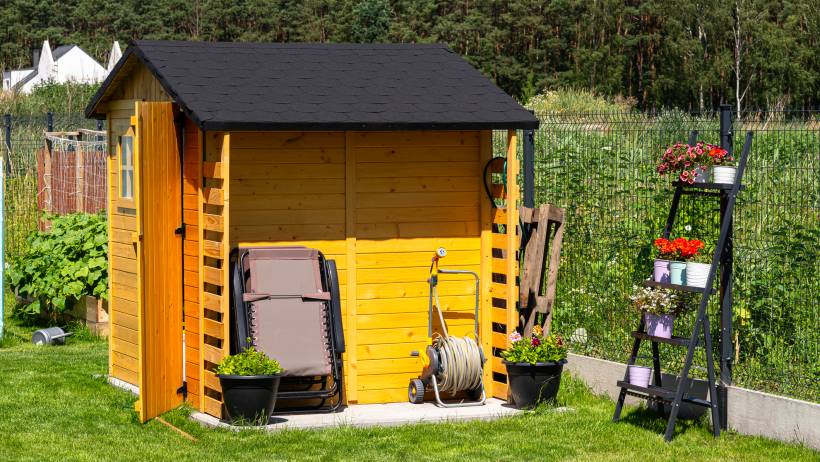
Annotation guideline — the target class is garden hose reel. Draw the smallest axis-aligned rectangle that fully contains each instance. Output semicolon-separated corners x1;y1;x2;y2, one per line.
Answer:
408;247;487;407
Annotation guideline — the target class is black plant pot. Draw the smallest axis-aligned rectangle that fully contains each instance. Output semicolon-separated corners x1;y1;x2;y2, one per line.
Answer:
648;373;709;420
217;374;281;425
504;359;566;409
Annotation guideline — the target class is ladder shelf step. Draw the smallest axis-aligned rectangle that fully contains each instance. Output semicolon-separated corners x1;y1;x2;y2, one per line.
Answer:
643;280;715;294
672;181;746;191
617;381;712;408
617;381;673;400
630;331;690;347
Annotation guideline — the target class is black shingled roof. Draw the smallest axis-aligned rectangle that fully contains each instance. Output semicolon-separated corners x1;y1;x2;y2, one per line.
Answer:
86;40;538;131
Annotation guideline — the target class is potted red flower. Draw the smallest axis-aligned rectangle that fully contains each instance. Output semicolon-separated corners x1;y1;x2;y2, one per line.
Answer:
682;240;710;288
652;238;677;283
668;238;688;284
705;144;736;184
655;237;704;285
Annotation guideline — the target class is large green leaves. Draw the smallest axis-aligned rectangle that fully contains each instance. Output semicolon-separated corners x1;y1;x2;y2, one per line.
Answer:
8;213;108;321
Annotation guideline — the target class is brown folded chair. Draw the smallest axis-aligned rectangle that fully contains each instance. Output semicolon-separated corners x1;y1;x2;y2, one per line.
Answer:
231;245;345;412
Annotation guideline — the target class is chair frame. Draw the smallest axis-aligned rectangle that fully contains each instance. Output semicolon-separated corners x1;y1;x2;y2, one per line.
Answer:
230;246;345;413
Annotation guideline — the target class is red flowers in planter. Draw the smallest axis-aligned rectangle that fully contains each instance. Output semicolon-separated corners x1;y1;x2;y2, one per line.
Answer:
654;237;704;261
707;145;733;165
654;238;677;259
677;238;704;260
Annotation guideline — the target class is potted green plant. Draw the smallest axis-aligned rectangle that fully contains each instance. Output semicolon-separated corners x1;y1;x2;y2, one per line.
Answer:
501;326;568;408
630;286;686;339
215;343;283;425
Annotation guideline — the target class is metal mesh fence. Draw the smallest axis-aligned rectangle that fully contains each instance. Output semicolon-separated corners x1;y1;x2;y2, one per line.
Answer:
2;113;105;258
528;110;819;402
2;110;817;402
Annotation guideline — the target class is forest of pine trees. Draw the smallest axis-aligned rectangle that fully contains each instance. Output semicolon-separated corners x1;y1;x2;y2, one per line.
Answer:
1;0;817;110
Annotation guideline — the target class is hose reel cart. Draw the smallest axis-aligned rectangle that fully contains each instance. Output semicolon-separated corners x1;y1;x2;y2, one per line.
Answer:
408;247;487;407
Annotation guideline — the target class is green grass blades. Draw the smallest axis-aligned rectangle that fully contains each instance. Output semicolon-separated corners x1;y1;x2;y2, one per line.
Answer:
0;338;816;461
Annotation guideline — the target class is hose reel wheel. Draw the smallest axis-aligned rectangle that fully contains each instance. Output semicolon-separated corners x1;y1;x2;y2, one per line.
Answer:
408;378;425;404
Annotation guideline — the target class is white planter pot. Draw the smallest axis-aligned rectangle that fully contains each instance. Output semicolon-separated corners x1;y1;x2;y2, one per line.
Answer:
628;365;652;388
712;166;737;184
694;166;710;183
685;262;711;288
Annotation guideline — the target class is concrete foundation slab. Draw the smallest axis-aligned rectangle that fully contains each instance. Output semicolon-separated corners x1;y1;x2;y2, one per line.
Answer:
191;398;521;431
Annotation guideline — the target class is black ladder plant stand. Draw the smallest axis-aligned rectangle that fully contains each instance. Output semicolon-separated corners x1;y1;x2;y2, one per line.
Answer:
612;130;754;442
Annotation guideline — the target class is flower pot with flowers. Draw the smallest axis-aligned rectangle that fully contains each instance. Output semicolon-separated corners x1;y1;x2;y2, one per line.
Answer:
630;286;687;339
656;237;704;285
685;245;712;288
705;144;736;184
652;238;678;283
501;326;568;408
657;142;710;184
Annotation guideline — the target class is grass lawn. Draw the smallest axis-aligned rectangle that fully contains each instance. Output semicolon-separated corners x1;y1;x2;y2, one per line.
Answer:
0;315;817;462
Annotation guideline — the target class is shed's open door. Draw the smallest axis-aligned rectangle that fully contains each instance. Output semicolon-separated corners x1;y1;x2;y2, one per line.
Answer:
135;102;183;422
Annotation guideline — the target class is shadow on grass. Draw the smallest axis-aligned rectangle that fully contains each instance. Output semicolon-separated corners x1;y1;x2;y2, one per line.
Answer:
619;405;706;437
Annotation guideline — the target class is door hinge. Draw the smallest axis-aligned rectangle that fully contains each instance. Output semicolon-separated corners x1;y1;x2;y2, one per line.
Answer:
177;382;187;400
174;224;186;239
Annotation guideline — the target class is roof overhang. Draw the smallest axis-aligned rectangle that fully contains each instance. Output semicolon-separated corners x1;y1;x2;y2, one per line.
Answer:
85;44;201;125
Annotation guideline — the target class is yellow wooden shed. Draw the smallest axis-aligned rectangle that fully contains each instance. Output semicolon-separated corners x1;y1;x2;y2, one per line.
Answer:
85;40;539;422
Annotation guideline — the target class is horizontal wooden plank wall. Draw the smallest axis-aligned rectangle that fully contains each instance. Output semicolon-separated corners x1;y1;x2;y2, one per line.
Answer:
200;132;230;418
229;131;349;405
489;130;520;399
182;118;202;409
350;131;482;404
107;100;140;387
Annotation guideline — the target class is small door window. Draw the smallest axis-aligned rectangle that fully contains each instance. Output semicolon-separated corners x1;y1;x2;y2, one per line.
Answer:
120;133;134;199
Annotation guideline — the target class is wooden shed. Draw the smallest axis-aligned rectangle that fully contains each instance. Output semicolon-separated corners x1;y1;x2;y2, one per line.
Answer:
85;40;539;422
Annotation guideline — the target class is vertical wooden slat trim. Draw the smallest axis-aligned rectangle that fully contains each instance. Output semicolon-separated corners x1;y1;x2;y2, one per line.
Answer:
133;101;146;421
344;131;358;403
106;114;114;377
221;133;231;368
197;128;206;413
479;130;494;398
505;130;519;345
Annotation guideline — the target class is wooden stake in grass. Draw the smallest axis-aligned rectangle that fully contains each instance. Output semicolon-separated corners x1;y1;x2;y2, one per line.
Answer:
155;417;198;442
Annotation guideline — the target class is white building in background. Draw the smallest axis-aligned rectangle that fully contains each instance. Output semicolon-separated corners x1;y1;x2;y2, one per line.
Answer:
2;40;121;93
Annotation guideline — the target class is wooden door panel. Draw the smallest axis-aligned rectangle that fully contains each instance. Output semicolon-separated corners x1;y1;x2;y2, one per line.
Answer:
136;102;183;422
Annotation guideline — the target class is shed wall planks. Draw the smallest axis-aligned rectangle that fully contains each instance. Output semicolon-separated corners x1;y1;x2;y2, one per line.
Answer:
228;130;492;406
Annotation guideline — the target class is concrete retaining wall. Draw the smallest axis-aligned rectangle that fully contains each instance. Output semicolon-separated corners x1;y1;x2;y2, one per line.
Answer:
566;353;820;450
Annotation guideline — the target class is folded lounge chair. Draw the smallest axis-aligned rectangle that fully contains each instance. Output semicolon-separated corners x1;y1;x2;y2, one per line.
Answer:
230;245;345;412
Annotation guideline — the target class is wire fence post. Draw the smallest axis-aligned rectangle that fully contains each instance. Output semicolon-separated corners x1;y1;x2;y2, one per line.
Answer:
3;114;10;176
0;149;5;339
522;128;535;208
718;104;734;430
